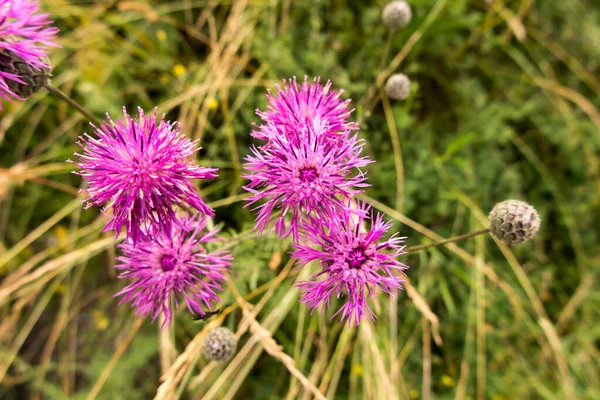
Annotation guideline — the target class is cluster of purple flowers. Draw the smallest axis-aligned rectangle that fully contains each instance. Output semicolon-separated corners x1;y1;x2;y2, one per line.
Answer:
244;77;408;326
3;3;408;327
71;108;231;327
0;0;58;107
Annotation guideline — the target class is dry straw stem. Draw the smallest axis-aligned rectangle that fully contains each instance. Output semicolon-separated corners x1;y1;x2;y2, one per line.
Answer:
86;318;145;400
0;276;64;382
1;217;105;289
438;186;577;399
0;164;79;196
528;26;600;95
0;236;116;306
227;281;328;400
557;272;596;331
0;197;82;272
475;235;486;400
159;259;295;399
360;321;399;400
404;280;442;346
322;327;355;398
488;0;526;41
155;322;218;400
197;278;302;400
527;76;600;130
159;311;178;376
421;316;431;400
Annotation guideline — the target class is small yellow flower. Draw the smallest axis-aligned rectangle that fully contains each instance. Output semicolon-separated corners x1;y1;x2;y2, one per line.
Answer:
56;284;67;295
409;389;419;399
205;97;219;110
155;29;167;41
93;310;109;331
351;363;363;376
441;374;455;387
172;64;186;78
54;225;69;248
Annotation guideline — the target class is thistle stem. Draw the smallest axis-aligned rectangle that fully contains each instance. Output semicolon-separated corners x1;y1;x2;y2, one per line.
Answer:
44;83;102;127
405;228;491;254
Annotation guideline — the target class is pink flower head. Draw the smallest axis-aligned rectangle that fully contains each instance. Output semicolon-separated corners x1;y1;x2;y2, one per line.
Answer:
0;0;59;107
293;202;408;326
243;118;371;240
71;107;217;243
115;213;232;327
253;76;358;143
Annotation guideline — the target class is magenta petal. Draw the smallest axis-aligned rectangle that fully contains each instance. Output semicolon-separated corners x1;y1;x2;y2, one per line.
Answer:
293;202;409;326
115;213;232;328
71;107;217;242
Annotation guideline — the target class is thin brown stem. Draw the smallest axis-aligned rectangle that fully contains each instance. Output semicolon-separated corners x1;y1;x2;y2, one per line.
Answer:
44;84;102;127
405;228;491;254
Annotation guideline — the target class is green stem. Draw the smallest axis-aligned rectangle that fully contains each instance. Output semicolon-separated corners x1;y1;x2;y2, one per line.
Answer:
405;228;491;254
44;83;102;127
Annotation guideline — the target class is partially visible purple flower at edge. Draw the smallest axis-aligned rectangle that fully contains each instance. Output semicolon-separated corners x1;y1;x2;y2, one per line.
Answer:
115;213;232;327
252;76;358;143
71;107;217;243
243;118;371;240
0;0;59;107
293;202;407;326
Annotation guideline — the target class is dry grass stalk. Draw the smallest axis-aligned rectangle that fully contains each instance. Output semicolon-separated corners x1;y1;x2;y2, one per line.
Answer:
228;281;328;400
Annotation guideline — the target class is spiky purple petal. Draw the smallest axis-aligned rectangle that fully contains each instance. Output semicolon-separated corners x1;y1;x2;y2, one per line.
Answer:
244;118;371;240
253;76;358;143
293;202;408;326
71;107;217;243
116;214;232;327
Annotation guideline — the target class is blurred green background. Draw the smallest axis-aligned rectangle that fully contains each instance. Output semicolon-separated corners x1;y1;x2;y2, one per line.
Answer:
0;0;598;399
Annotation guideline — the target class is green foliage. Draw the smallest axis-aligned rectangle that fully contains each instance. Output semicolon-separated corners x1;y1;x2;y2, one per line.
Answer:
1;0;599;399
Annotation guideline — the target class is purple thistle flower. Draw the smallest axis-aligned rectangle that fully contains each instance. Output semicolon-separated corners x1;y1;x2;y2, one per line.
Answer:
71;107;217;243
253;76;358;143
0;0;59;107
115;213;232;327
243;119;371;240
293;202;407;326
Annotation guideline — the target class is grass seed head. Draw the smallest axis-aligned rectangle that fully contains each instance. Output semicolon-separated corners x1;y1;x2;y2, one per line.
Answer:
202;327;237;362
382;1;412;31
385;73;411;100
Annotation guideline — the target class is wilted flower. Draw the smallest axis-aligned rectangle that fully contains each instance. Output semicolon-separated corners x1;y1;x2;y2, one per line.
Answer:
0;0;58;107
115;214;232;327
253;76;358;143
293;202;408;326
489;199;541;244
202;327;237;362
71;107;217;243
385;73;411;100
244;119;371;240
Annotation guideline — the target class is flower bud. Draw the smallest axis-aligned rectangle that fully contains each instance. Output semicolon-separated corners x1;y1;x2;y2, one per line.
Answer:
0;35;51;99
385;73;411;100
202;327;237;362
382;1;412;31
489;200;540;245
